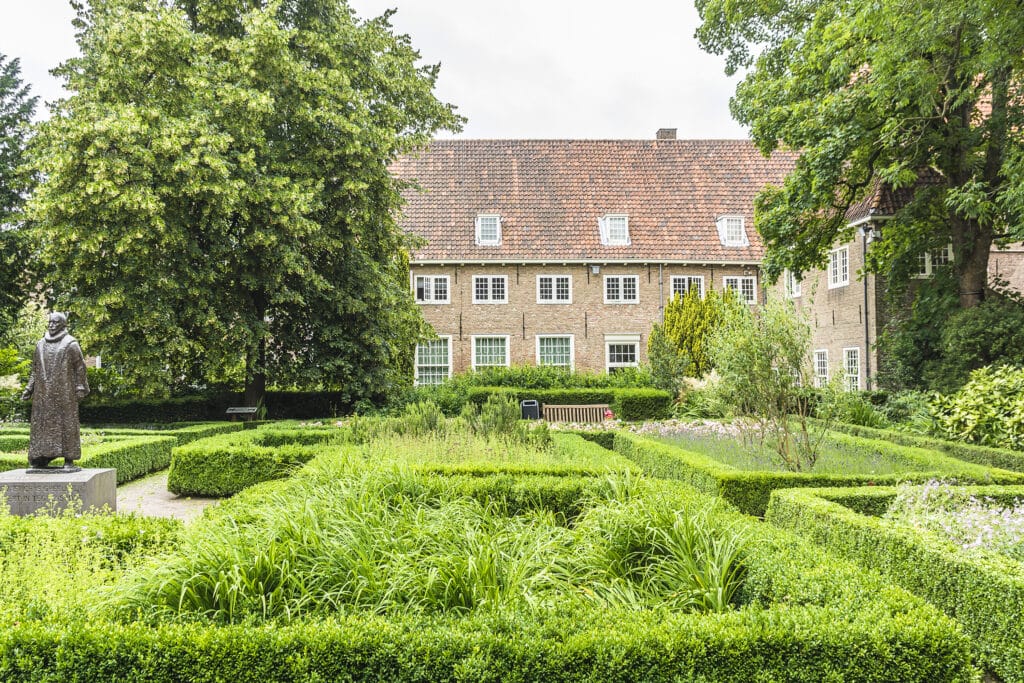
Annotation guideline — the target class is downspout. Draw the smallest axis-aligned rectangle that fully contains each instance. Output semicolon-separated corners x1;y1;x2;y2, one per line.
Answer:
658;264;664;321
862;228;873;390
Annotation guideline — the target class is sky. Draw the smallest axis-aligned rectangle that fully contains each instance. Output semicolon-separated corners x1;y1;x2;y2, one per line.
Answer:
0;0;748;140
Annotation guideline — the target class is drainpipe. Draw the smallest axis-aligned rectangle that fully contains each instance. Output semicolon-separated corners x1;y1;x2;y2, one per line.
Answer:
658;264;664;321
862;228;873;389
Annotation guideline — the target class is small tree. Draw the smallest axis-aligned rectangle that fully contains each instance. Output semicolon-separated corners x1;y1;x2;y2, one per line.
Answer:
648;288;736;394
709;298;836;471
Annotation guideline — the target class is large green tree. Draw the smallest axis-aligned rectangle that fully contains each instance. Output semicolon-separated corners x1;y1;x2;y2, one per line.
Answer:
0;53;37;339
28;0;461;403
696;0;1024;307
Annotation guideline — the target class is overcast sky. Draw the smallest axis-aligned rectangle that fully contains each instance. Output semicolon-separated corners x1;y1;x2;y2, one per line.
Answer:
0;0;748;139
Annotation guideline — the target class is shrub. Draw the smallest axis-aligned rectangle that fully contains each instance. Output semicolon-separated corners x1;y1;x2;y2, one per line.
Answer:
465;387;673;421
931;365;1024;449
611;388;672;421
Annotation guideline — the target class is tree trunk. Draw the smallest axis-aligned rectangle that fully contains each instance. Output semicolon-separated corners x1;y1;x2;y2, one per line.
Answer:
951;214;993;309
244;293;268;407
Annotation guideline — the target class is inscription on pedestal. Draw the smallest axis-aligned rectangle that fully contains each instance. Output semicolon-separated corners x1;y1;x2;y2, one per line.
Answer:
0;468;116;516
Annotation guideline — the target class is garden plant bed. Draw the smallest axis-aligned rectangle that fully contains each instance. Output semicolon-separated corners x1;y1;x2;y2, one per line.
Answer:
766;483;1024;682
0;426;977;681
612;427;1024;515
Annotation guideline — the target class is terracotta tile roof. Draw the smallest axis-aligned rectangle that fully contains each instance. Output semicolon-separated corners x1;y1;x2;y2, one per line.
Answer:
846;170;945;223
392;139;798;263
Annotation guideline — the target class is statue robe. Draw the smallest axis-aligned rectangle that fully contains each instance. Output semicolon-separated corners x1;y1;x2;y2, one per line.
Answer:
26;331;90;466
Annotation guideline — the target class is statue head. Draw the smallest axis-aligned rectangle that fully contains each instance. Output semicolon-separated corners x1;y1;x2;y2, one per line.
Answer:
47;312;68;335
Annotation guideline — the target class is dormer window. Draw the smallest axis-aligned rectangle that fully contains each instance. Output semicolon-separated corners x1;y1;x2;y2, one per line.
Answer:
475;214;501;245
599;214;630;246
716;215;749;247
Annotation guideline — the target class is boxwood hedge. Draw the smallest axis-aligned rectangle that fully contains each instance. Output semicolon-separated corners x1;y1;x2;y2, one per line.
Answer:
0;475;976;681
766;484;1024;682
0;434;177;484
467;387;672;420
612;430;1024;516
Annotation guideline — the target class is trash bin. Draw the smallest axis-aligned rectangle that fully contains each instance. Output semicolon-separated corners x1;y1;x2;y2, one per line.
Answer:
520;399;540;420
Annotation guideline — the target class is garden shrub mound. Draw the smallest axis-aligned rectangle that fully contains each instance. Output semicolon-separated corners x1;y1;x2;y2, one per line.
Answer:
467;386;673;420
766;483;1024;683
168;424;636;497
613;429;1024;516
0;456;975;681
825;419;1024;472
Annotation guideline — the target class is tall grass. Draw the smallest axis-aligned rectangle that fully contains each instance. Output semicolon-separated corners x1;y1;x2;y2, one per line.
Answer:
100;463;748;625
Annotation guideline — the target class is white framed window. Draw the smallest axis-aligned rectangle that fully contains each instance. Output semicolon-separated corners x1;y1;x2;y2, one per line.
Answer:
414;274;450;304
716;215;749;247
604;275;639;304
723;275;757;304
415;336;452;386
814;350;829;388
475;214;502;245
784;270;802;298
536;335;574;369
605;334;640;374
844;347;861;391
472;275;508;304
828;247;849;288
915;244;954;278
537;275;572;303
472;335;509;369
599;214;630;246
670;275;704;300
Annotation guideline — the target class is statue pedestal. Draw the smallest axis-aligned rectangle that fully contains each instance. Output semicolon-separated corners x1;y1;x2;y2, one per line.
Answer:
0;468;116;516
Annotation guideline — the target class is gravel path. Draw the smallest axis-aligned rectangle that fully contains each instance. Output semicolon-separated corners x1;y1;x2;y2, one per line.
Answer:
117;470;219;522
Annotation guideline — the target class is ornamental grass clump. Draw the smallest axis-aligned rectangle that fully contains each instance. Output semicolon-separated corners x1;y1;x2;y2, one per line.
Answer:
885;480;1024;561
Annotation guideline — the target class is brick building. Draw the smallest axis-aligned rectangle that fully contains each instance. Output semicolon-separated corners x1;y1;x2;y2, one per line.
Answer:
392;132;796;382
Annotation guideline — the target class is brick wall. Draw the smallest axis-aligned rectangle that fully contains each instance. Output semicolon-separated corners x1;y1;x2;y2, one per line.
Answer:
412;262;760;376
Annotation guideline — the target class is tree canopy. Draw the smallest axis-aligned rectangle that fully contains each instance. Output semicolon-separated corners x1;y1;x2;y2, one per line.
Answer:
696;0;1024;307
27;0;462;402
0;53;37;339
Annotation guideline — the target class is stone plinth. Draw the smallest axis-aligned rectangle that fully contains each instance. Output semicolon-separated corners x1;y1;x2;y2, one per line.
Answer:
0;468;116;516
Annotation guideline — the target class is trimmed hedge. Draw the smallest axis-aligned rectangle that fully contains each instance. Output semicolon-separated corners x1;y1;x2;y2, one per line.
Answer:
0;475;976;681
79;391;361;424
612;430;1024;516
0;434;176;484
467;387;672;421
825;419;1024;473
766;485;1024;682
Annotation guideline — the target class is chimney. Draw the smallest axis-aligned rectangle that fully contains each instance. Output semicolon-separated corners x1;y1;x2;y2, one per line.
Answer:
656;128;677;140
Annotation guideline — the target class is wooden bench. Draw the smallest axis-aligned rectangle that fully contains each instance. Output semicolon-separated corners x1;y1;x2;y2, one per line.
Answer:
226;406;259;422
541;404;610;423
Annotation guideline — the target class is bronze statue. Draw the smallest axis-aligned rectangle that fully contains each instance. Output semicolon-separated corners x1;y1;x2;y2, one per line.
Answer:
21;312;90;471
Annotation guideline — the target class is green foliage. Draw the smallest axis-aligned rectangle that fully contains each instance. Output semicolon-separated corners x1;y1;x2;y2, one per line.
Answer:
27;0;461;400
709;298;835;471
463;387;672;422
767;484;1024;682
931;365;1024;450
645;323;690;395
696;0;1024;308
0;348;27;378
833;392;889;429
611;388;673;421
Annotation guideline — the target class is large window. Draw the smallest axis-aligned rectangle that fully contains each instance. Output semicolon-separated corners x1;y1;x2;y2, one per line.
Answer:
537;335;573;368
670;275;704;300
472;336;509;369
814;349;829;388
844;347;861;391
475;214;501;245
829;247;849;288
414;275;449;303
415;337;451;385
605;334;640;373
537;275;572;303
723;276;757;304
604;275;639;303
473;275;508;303
599;214;630;246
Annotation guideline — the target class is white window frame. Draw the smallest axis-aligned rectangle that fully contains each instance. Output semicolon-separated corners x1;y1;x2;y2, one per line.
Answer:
604;275;640;304
814;349;829;388
413;274;450;304
670;275;704;300
784;270;802;298
843;347;861;392
914;244;954;278
536;274;573;304
536;334;574;370
716;215;749;247
605;334;641;374
828;247;849;288
471;335;510;370
722;275;757;304
414;336;452;386
472;275;508;304
475;214;502;246
599;214;630;246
